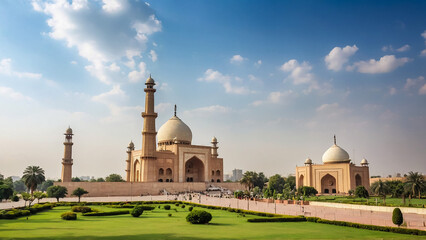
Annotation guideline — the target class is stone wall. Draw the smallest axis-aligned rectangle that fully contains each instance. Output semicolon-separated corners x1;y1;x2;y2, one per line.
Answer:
54;182;244;197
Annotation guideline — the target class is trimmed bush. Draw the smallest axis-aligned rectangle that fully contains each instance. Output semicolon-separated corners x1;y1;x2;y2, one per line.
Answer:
164;205;171;210
188;206;193;211
175;203;180;206
248;216;306;222
61;212;77;220
168;213;172;217
72;206;92;213
131;206;144;217
82;210;129;216
11;195;19;202
186;210;212;224
181;205;186;208
392;208;403;227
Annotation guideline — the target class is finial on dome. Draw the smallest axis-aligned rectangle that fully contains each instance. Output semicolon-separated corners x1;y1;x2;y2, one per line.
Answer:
334;135;336;145
174;104;177;117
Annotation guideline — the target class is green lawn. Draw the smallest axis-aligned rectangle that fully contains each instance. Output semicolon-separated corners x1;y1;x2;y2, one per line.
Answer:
0;205;422;240
305;196;426;207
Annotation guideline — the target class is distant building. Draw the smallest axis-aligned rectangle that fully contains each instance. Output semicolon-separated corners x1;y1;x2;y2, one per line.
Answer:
79;176;92;181
231;169;243;182
224;173;232;181
296;136;370;194
10;176;20;182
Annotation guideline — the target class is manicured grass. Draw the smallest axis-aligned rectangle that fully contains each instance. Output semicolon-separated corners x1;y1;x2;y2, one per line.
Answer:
0;205;422;239
305;196;426;207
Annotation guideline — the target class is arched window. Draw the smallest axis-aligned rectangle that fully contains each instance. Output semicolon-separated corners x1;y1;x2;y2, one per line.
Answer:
355;174;362;187
299;175;304;187
166;168;172;175
216;170;220;176
217;179;221;182
211;179;214;182
166;179;170;182
159;168;164;175
212;170;215;176
158;179;163;182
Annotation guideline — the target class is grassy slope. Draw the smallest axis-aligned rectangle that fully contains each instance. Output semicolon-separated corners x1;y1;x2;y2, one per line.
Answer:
0;205;422;240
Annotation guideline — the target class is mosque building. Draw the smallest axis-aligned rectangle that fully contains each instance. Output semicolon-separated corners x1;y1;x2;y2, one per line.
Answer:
295;136;370;194
125;75;223;183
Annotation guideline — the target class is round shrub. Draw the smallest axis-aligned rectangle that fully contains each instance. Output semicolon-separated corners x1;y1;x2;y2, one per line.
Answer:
168;213;172;217
164;205;171;210
131;206;144;217
188;206;193;212
158;206;160;209
392;208;403;227
181;205;186;208
61;212;77;220
11;195;19;202
175;203;180;206
186;210;212;224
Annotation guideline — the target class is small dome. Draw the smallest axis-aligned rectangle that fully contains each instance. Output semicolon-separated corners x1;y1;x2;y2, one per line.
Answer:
157;116;192;144
128;141;134;148
360;158;368;165
305;158;313;164
146;75;155;85
212;136;217;143
65;127;73;135
322;144;351;164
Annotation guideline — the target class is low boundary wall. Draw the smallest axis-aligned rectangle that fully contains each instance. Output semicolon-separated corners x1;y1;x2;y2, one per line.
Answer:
54;182;244;197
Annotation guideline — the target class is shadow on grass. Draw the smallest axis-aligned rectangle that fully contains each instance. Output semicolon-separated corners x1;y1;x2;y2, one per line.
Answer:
0;233;223;240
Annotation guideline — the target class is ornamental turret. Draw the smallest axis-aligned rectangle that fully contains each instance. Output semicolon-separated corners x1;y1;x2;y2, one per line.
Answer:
61;127;74;182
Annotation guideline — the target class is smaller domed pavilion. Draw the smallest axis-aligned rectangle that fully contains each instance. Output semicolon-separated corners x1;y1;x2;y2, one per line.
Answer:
296;136;370;194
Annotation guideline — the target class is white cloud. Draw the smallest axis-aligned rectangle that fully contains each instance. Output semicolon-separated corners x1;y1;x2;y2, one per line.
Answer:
389;87;397;95
0;58;42;79
155;102;172;113
198;69;251;94
70;61;77;65
184;105;231;116
396;44;410;52
254;60;262;67
325;45;358;71
404;76;424;90
230;55;246;64
149;50;157;62
316;103;348;117
33;0;161;84
92;85;127;105
419;84;426;95
280;59;313;85
0;86;33;101
128;62;147;83
421;49;426;57
347;55;410;74
252;90;295;106
422;30;426;39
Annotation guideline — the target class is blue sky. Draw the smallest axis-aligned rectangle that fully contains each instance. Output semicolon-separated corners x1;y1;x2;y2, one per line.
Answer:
0;0;425;179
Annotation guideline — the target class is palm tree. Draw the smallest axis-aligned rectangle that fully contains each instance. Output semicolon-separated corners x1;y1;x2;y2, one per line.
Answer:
240;171;257;190
370;180;390;204
404;171;425;199
22;166;45;195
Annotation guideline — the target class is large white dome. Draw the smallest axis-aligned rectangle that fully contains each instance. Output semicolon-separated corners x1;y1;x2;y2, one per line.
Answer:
322;144;351;164
157;116;192;144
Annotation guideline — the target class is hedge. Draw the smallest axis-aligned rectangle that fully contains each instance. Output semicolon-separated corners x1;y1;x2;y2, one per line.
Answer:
82;210;129;216
71;206;92;213
61;212;77;220
0;203;53;219
307;217;426;236
248;216;306;223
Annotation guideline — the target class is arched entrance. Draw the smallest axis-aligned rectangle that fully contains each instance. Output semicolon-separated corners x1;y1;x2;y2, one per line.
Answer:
134;160;140;182
355;174;362;187
185;157;205;182
321;174;336;194
298;175;304;187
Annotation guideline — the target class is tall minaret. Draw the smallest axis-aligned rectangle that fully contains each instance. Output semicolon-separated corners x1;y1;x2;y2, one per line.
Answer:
61;127;73;182
211;137;218;158
125;141;134;182
140;75;158;181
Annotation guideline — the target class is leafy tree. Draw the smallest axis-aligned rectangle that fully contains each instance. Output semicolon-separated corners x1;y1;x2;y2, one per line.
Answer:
71;177;81;182
13;180;26;192
263;188;272;199
105;174;125;182
282;183;296;200
252;186;261;198
267;174;285;194
354;186;369;198
21;192;34;207
2;177;13;188
47;185;68;202
0;185;13;202
72;187;89;202
255;172;268;189
33;191;47;204
240;171;268;191
297;186;318;197
392;208;403;227
404;171;425;199
371;180;390;204
22;166;46;195
39;180;54;192
89;178;97;182
285;175;296;190
96;178;105;182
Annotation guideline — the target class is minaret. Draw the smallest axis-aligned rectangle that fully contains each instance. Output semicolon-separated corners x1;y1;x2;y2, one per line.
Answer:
211;136;218;158
140;75;158;181
125;141;134;182
61;127;73;182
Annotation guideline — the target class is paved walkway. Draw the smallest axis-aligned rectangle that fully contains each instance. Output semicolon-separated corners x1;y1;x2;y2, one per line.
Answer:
1;195;425;231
